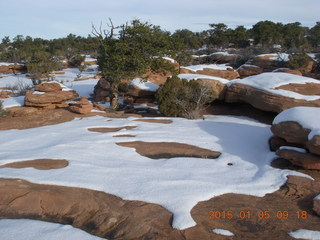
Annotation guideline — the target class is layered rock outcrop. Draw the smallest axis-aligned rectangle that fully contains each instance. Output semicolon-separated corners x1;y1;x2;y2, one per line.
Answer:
225;72;320;113
180;64;239;80
271;107;320;170
24;82;78;109
69;97;93;114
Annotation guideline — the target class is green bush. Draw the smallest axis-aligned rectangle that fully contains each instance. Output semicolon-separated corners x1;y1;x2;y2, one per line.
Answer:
155;76;215;119
288;52;311;69
0;100;7;117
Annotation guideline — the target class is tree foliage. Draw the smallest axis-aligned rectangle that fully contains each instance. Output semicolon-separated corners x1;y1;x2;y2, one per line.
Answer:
93;19;187;109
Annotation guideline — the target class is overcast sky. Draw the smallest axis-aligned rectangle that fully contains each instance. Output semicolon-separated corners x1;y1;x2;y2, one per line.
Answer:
1;0;319;40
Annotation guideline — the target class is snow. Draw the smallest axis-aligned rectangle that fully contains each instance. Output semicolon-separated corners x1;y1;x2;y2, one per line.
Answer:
289;229;320;239
0;219;105;240
316;194;320;200
162;56;176;63
228;72;320;101
0;74;33;89
273;107;320;139
279;146;307;153
212;228;235;236
1;96;25;109
182;64;232;71
178;73;229;84
0;115;307;229
84;55;97;63
256;53;290;61
129;78;159;91
237;64;261;70
0;62;20;66
209;52;235;56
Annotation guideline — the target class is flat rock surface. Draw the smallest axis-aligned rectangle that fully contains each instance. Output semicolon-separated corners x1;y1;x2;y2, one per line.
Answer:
88;126;137;133
0;159;68;170
116;141;221;159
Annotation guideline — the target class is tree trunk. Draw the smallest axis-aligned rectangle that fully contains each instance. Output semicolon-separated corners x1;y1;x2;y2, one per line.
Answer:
110;82;119;110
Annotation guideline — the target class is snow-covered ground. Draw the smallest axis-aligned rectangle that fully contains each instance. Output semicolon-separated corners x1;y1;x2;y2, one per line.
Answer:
0;115;306;229
0;219;105;240
229;72;320;101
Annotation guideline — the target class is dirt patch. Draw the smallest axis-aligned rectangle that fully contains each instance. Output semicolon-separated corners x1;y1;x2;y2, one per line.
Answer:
133;119;172;124
116;141;221;159
88;126;136;133
0;159;68;170
275;83;320;96
113;134;136;138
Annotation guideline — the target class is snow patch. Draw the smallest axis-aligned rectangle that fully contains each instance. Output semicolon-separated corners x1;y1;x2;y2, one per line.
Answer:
279;146;307;153
129;78;159;91
212;228;235;236
178;73;229;84
256;53;290;62
0;219;105;240
182;64;232;71
1;96;25;109
289;229;320;240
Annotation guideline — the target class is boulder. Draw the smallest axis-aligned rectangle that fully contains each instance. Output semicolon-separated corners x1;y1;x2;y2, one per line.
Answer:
269;136;305;152
226;83;320;113
180;66;239;80
0;64;26;74
273;68;302;76
271;121;311;145
225;73;320;113
7;107;38;117
69;97;93;114
0;90;11;99
237;64;264;78
34;82;62;92
307;135;320;156
193;52;238;64
276;148;320;170
25;82;78;109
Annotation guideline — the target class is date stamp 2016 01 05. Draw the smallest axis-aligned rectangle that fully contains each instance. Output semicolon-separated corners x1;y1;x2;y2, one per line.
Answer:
209;210;308;220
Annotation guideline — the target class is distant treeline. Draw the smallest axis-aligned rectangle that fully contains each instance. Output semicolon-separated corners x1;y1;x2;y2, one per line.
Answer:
0;20;319;72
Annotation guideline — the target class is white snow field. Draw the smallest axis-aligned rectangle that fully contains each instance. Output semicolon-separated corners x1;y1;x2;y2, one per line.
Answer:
0;219;105;240
0;115;305;229
289;229;320;240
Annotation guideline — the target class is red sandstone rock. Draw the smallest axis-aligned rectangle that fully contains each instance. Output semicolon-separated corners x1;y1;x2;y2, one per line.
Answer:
69;97;93;114
237;65;264;78
34;82;62;92
273;68;302;76
225;83;320;113
180;66;239;80
307;135;320;156
276;148;320;170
